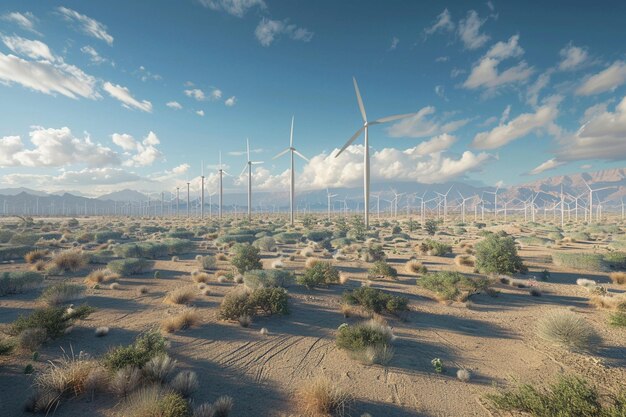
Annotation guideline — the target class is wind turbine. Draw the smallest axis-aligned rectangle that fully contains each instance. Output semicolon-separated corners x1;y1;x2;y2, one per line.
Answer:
435;186;453;222
273;116;309;226
334;77;419;228
457;191;473;224
240;139;264;221
200;160;205;219
583;180;615;223
217;152;230;222
483;185;500;220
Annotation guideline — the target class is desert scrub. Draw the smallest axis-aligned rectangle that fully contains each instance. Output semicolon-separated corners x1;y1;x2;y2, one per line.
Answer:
405;259;428;275
487;375;626;417
537;310;600;352
219;287;289;321
52;249;89;272
230;243;262;273
343;287;408;315
298;261;340;289
0;271;44;296
161;309;201;333
103;330;167;371
94;231;122;243
9;232;41;246
120;386;191;417
336;320;394;363
107;258;153;275
603;252;626;269
0;244;33;261
253;236;277;251
243;269;294;289
417;271;489;302
196;254;216;270
360;244;386;262
113;241;169;259
517;236;554;247
474;234;524;274
10;305;94;340
164;286;196;305
298;375;353;416
25;249;48;263
38;282;85;306
609;272;626;285
609;311;626;327
368;261;398;279
84;268;119;285
552;252;605;271
419;239;452;256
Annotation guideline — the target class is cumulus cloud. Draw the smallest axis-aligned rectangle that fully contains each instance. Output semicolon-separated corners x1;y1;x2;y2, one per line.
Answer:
387;106;469;138
1;168;143;189
424;9;455;36
0;127;119;168
558;44;588;71
0;50;98;99
255;18;313;47
472;99;559;149
198;0;266;17
111;133;137;152
210;88;223;100
114;131;163;167
196;109;205;116
463;35;534;93
57;6;113;45
184;88;205;101
1;11;39;34
458;10;489;49
166;101;182;110
414;134;457;155
1;34;54;61
103;82;153;112
225;96;236;106
576;61;626;96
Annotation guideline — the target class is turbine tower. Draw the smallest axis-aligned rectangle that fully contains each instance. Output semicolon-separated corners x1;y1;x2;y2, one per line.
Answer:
240;138;263;221
334;77;418;228
583;180;615;223
273;116;309;226
326;189;338;221
217;152;230;221
200;160;205;219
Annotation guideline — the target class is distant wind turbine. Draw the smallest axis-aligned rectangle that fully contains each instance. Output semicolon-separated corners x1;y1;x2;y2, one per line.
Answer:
334;77;419;228
217;152;230;221
273;116;309;226
240;138;264;220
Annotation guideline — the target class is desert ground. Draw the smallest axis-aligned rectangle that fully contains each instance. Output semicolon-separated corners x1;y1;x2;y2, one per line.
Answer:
0;214;624;416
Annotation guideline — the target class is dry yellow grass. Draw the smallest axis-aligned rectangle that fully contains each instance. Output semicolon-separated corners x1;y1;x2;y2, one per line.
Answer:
455;255;475;267
25;249;48;264
191;271;211;283
164;287;196;305
84;269;119;285
305;257;322;269
589;294;626;310
161;309;202;333
609;271;626;285
297;375;353;416
405;259;426;275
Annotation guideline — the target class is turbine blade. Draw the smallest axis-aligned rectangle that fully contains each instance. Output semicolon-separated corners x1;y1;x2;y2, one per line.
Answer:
222;170;231;176
273;148;290;159
246;138;250;161
370;112;418;125
290;116;294;147
353;77;367;122
335;126;364;158
252;161;264;165
293;150;309;161
240;164;248;177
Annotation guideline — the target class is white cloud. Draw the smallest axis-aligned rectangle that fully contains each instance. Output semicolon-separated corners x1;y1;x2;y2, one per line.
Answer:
57;7;113;45
2;167;143;188
255;18;313;47
80;45;109;65
526;71;551;107
463;35;534;93
198;0;266;17
135;66;161;82
184;88;205;101
0;51;98;99
111;133;137;152
414;134;457;155
1;11;39;34
225;96;236;106
458;10;489;49
117;131;163;167
103;82;153;112
1;34;54;61
387;106;469;138
0;127;119;168
435;56;449;63
576;61;626;96
196;110;205;117
528;158;564;175
166;101;182;110
424;9;454;36
389;37;399;50
210;88;222;100
472;100;559;149
558;44;588;71
435;85;446;100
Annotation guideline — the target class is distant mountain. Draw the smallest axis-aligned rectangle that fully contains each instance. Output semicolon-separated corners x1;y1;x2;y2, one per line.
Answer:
98;189;148;202
0;187;48;197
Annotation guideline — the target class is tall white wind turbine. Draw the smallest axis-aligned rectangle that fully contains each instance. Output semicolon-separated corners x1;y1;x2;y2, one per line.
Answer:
273;116;309;226
583;180;615;223
326;189;338;221
217;152;230;221
334;77;419;228
240;139;264;221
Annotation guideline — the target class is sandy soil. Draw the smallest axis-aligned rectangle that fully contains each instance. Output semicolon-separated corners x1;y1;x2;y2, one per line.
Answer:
0;217;624;416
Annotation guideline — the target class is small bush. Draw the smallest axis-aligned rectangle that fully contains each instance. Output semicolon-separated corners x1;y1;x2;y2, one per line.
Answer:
143;354;177;383
25;249;48;264
10;305;94;339
95;231;122;243
298;376;353;416
52;250;88;272
552;252;605;271
230;244;262;274
537;310;600;352
162;309;201;333
368;261;397;279
219;287;289;320
253;236;277;252
487;375;626;417
454;254;475;267
419;239;452;256
298;261;340;289
475;234;524;274
197;255;216;270
424;219;438;236
84;268;119;285
406;259;428;275
39;282;85;306
609;271;626;285
417;271;489;301
336;320;394;364
18;327;47;351
609;312;626;327
360;244;386;262
103;330;167;371
107;258;152;275
164;287;196;305
343;287;408;315
243;269;294;289
169;370;198;397
121;386;190;417
0;271;44;296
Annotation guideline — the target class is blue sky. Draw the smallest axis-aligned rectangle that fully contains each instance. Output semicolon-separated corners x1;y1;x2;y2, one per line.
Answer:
0;0;625;197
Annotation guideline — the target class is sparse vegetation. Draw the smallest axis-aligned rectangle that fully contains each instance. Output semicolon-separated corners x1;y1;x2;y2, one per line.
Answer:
537;310;600;352
343;287;408;315
475;234;524;274
417;271;489;301
298;261;340;288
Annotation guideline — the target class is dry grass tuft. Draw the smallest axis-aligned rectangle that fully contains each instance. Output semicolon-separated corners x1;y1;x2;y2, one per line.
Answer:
168;370;198;397
192;271;211;283
25;249;48;264
454;255;475;267
298;375;353;416
457;369;472;382
110;366;142;397
161;309;201;333
609;271;626;285
164;287;196;305
405;259;427;275
589;294;626;310
52;250;88;272
305;257;322;269
537;310;600;352
85;268;119;285
143;354;177;383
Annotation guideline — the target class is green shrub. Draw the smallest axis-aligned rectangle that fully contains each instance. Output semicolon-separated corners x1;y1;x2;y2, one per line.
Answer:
95;231;122;243
162;238;194;255
475;234;524;274
552;253;605;271
38;282;84;306
113;242;168;259
417;271;489;301
368;261;398;279
167;230;195;239
609;312;626;327
537;310;600;352
424;219;438;236
107;258;152;275
243;269;294;289
0;245;33;261
216;234;256;244
0;271;44;296
420;239;452;256
218;288;255;320
9;233;40;246
298;261;340;288
569;231;591;242
336;320;393;352
10;305;94;339
330;237;352;249
343;287;408;315
306;230;333;242
103;331;167;371
361;245;386;262
230;244;262;273
0;338;16;355
253;236;277;251
274;232;302;244
487;375;626;417
197;255;216;270
219;287;289;320
517;236;554;247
